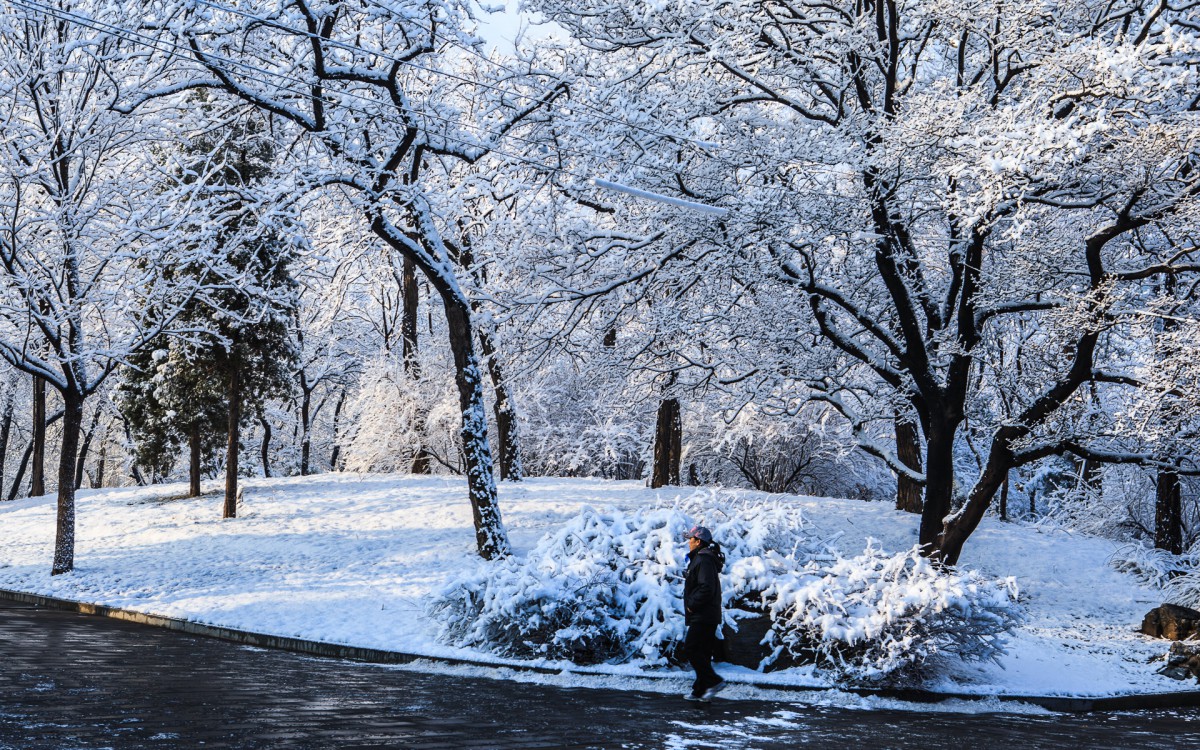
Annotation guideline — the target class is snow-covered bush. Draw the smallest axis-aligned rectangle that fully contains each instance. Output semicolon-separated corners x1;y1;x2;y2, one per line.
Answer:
431;495;1024;683
1165;575;1200;611
429;495;812;664
1108;544;1198;589
741;543;1023;682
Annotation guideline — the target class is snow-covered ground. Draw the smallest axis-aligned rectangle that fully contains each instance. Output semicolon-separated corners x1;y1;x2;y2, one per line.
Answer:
0;474;1187;700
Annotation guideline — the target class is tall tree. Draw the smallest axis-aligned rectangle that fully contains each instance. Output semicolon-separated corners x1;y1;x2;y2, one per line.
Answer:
535;0;1200;564
133;0;565;556
0;0;200;573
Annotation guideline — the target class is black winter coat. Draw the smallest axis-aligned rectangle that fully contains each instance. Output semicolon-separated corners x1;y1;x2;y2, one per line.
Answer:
684;547;723;626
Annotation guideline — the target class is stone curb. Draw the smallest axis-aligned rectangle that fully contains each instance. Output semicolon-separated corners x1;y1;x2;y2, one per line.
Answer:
3;587;1199;713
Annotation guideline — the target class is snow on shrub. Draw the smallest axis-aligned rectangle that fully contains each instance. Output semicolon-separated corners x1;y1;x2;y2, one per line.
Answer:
744;542;1023;682
1165;575;1200;610
429;494;811;665
430;496;1023;683
1108;543;1198;590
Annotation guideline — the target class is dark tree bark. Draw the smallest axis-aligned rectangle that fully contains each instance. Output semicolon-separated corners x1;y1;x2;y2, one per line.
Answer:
919;417;957;549
95;428;107;489
31;375;46;497
329;389;346;471
298;368;312;476
0;391;12;499
224;365;240;519
1156;467;1183;555
651;398;682;489
477;327;523;481
188;423;202;497
410;429;433;474
894;414;923;514
7;440;32;502
401;257;420;376
51;393;84;575
259;413;273;479
1082;458;1102;495
443;296;509;558
998;472;1009;521
402;259;433;476
9;407;63;501
74;405;103;490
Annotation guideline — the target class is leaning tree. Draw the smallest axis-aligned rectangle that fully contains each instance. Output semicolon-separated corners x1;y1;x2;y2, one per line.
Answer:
124;0;578;556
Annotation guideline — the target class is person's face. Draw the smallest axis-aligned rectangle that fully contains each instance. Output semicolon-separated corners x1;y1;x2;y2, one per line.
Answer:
688;536;702;553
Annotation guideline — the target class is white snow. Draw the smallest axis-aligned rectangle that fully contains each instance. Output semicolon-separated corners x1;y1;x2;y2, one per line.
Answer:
0;474;1190;702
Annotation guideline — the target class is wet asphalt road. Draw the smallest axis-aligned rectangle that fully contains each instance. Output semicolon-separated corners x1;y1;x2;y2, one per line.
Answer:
3;599;1200;749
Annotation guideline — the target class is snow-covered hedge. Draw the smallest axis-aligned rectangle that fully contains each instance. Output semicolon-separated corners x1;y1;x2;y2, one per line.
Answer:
430;499;1023;682
740;542;1023;682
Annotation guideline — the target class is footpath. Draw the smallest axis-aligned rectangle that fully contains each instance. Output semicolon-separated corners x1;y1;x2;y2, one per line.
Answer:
4;587;1200;714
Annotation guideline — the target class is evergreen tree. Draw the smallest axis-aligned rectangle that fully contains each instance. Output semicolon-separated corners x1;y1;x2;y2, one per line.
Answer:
121;110;298;511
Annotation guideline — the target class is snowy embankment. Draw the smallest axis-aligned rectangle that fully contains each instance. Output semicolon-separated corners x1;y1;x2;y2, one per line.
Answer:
0;474;1185;700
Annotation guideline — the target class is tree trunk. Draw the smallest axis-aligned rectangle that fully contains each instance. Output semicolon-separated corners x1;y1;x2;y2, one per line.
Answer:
259;413;272;479
329;389;346;471
935;435;1016;565
410;421;433;474
651;398;682;489
51;392;84;575
74;405;102;491
31;375;46;497
120;417;146;487
188;423;202;497
918;418;957;549
95;428;107;489
894;415;923;513
477;327;523;481
299;372;311;476
10;408;64;501
1155;467;1183;555
443;296;509;558
999;472;1009;521
0;391;12;499
402;258;433;474
402;257;420;377
8;440;33;502
224;366;240;519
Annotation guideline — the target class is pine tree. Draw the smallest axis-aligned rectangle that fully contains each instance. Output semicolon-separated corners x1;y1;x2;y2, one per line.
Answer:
121;110;297;511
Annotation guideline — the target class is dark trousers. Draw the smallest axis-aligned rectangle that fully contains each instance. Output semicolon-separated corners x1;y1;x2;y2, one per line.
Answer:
684;623;722;696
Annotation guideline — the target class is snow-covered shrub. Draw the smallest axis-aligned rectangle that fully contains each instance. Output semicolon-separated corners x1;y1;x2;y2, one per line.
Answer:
431;494;1023;683
339;354;460;473
1108;543;1198;589
1165;575;1200;611
740;543;1022;683
429;495;811;664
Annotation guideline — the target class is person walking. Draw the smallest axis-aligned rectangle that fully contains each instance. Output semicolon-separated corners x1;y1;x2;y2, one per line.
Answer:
682;525;726;702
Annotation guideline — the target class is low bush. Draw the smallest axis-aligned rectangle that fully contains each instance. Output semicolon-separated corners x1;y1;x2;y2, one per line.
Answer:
743;542;1022;682
1108;543;1198;589
430;499;1023;683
